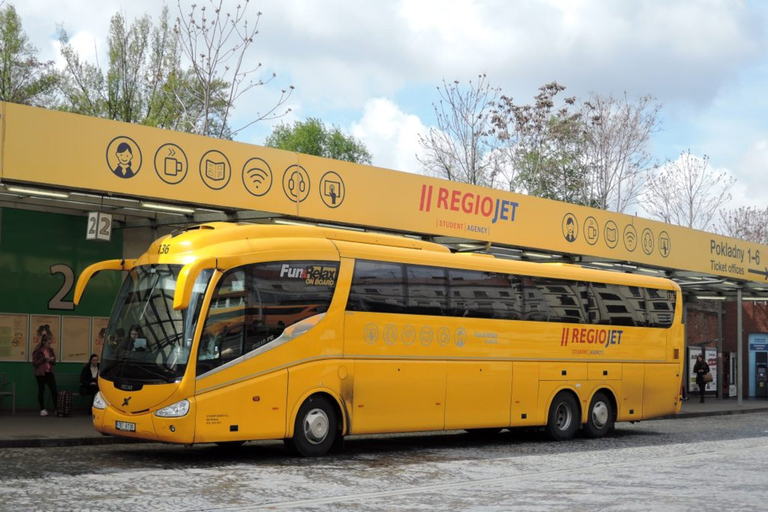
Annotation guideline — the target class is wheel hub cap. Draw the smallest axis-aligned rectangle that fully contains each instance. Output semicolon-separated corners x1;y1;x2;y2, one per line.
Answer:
592;402;609;428
304;408;329;445
556;404;572;430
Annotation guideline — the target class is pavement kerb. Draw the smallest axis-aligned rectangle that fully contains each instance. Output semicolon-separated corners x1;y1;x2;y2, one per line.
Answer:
0;436;146;449
655;405;768;421
4;405;768;449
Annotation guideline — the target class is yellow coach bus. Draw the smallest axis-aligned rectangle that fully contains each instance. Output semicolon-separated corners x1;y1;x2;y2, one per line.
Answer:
75;222;683;456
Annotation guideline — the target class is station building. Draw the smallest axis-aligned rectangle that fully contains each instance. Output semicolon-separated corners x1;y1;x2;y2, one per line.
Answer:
0;102;766;412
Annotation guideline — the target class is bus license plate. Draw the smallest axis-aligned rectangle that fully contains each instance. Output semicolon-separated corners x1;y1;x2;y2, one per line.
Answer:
115;421;136;432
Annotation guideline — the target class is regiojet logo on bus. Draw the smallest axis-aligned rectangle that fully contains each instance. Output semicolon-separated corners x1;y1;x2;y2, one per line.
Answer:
561;327;624;348
419;185;519;224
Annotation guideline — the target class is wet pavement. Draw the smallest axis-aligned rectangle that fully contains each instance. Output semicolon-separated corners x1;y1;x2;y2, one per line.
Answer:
0;410;767;511
1;397;767;448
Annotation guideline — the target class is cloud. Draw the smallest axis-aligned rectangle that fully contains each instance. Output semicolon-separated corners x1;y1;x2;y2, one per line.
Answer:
351;98;427;174
261;1;766;109
733;140;768;207
51;30;101;70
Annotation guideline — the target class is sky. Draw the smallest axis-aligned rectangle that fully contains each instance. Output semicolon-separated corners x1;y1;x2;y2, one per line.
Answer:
14;0;768;215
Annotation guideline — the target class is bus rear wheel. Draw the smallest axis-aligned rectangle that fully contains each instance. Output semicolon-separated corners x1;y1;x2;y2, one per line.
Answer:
583;391;614;438
287;395;338;457
545;392;580;441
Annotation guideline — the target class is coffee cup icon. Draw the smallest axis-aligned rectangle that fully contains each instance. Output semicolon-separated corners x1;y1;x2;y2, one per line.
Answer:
588;225;597;239
164;156;182;176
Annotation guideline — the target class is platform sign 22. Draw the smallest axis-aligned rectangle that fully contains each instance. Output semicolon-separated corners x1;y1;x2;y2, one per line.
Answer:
86;212;112;242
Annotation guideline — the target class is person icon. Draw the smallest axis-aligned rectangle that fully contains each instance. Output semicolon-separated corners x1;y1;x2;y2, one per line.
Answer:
113;142;136;178
565;217;576;242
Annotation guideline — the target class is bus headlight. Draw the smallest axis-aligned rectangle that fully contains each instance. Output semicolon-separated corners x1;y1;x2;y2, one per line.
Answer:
155;399;190;418
92;392;108;410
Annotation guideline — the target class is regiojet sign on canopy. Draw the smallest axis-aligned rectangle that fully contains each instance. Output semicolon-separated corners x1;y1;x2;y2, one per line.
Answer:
1;101;767;284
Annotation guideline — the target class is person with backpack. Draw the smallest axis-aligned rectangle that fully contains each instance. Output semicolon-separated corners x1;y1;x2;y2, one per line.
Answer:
32;326;58;416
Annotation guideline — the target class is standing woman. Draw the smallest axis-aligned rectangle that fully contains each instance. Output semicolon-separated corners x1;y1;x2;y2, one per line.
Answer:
693;354;711;404
32;327;58;416
80;354;100;401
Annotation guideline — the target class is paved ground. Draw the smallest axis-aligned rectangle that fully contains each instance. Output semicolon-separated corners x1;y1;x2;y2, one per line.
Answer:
1;397;767;448
1;410;767;511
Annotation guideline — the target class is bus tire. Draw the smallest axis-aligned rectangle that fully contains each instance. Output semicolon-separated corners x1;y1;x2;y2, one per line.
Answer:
583;391;614;439
289;395;337;457
545;391;580;441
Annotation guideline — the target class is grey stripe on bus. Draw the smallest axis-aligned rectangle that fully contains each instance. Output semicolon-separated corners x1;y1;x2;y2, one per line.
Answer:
195;354;666;394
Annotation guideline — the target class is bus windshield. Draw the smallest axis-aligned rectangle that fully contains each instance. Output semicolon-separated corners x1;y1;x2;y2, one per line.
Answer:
100;264;212;384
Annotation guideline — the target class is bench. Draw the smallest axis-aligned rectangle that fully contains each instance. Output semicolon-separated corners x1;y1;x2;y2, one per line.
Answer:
0;372;16;414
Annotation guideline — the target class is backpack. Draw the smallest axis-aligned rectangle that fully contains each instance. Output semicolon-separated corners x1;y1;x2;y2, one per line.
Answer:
56;390;73;417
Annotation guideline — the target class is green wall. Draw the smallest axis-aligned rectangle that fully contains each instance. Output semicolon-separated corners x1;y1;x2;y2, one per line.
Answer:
0;208;123;412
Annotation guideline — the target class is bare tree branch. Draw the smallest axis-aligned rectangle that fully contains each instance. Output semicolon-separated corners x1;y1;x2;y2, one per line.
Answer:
581;93;661;212
644;150;735;230
417;75;501;187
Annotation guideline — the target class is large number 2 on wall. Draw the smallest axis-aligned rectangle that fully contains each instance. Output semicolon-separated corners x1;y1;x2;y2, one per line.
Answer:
49;264;75;311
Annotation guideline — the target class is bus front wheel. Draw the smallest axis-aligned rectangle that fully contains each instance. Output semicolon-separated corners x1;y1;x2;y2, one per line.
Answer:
545;392;580;441
287;395;338;457
583;391;614;438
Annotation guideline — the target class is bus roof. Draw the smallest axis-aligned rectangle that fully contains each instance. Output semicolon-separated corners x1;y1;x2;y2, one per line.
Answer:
132;223;680;311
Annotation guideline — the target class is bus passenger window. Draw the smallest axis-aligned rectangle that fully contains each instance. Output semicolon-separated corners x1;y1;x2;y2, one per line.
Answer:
197;261;338;375
407;265;448;316
347;261;406;313
528;277;586;324
449;269;521;320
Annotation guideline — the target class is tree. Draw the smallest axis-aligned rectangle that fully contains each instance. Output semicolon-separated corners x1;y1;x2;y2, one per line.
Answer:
643;150;735;230
58;7;185;127
417;75;501;187
491;82;591;205
581;93;661;212
0;4;57;106
265;117;372;164
717;206;768;244
174;0;293;138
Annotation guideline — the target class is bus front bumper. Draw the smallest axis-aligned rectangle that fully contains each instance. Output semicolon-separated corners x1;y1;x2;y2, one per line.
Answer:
93;405;196;444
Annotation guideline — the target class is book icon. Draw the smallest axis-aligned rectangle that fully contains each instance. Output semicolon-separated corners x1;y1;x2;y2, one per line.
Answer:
205;160;226;181
605;226;617;243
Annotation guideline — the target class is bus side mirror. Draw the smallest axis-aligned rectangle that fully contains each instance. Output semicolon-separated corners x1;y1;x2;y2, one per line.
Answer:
74;259;136;306
174;257;235;310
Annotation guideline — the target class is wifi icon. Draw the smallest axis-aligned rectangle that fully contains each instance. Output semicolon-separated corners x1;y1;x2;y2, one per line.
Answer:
242;157;273;197
623;225;638;252
248;168;268;185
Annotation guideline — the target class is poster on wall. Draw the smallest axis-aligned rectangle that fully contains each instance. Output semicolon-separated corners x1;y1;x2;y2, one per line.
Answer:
705;348;718;392
29;315;61;357
92;317;109;355
0;314;29;361
688;348;701;393
61;316;91;362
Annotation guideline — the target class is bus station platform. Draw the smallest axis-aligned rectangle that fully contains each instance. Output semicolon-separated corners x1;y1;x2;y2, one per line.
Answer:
1;398;767;449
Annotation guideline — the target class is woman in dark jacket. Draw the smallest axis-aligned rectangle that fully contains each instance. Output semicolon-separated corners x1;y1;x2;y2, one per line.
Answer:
693;354;711;403
80;354;100;400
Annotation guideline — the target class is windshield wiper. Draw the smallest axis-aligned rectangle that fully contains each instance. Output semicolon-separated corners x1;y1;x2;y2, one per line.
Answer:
100;361;121;376
131;363;177;383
